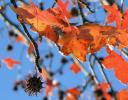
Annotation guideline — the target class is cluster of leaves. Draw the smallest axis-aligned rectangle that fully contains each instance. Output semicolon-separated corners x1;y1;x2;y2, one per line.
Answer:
11;0;128;83
11;0;128;62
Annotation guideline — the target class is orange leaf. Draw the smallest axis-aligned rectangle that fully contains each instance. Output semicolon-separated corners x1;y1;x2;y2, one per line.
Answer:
70;63;81;74
78;24;128;51
103;49;128;84
59;26;89;61
57;0;71;18
59;23;128;62
103;3;122;28
58;23;128;62
3;58;20;69
43;25;59;43
66;88;80;100
16;34;28;45
45;79;53;96
96;83;109;93
121;9;128;31
45;79;58;96
78;24;107;53
12;0;70;42
116;89;128;100
67;88;81;96
65;95;76;100
95;83;112;100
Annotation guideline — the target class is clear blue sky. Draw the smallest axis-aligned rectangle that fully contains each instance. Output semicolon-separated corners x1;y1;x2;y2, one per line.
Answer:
0;0;128;100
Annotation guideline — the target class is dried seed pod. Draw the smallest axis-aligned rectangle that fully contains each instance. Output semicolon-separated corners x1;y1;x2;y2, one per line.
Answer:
24;75;43;96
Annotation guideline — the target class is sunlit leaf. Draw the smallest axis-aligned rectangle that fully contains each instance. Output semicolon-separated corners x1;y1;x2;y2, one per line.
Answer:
12;0;70;42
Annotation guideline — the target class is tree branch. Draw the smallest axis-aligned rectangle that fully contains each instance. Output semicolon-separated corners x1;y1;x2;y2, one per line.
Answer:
10;0;42;73
92;53;117;100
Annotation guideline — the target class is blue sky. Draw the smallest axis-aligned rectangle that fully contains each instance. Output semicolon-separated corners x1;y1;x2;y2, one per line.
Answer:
0;0;128;100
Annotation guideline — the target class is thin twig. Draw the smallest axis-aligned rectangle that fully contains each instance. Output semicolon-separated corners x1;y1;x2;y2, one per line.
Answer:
88;55;99;84
52;0;57;8
92;53;117;100
78;0;95;13
77;0;88;23
11;0;42;73
0;12;27;40
70;54;88;76
81;74;94;93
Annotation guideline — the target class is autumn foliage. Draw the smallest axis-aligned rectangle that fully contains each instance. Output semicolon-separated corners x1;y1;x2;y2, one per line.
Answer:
1;0;128;99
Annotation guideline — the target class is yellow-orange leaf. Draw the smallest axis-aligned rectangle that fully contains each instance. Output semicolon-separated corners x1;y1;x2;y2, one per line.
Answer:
59;26;89;61
78;24;128;51
12;0;70;42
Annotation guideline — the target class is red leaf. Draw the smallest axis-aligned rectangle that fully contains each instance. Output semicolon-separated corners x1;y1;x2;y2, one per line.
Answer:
16;34;28;45
41;68;58;96
103;48;128;84
28;43;34;54
70;63;81;74
66;88;81;100
45;79;53;96
45;79;59;96
117;89;128;100
121;9;128;31
3;58;20;69
103;3;122;28
57;0;71;18
95;83;112;100
67;88;81;96
96;83;109;93
59;26;89;61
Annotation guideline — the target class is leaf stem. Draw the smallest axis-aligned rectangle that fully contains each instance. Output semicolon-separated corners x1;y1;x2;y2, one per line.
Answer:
11;0;42;73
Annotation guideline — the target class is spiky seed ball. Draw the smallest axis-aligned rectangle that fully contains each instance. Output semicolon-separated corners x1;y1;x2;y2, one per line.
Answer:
24;75;43;96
